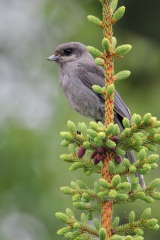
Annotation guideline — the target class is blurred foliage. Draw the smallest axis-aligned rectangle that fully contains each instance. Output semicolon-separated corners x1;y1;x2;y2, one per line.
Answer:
0;0;160;239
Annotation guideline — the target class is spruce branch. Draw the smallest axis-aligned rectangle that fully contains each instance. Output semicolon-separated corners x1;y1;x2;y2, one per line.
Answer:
112;208;159;237
55;0;160;239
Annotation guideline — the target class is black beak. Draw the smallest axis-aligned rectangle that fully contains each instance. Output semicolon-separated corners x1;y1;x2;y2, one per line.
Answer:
47;55;60;61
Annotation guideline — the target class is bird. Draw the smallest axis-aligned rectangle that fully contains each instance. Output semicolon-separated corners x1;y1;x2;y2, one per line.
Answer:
47;42;145;188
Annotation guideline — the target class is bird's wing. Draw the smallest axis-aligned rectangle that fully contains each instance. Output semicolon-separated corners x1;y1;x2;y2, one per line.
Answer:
76;62;131;122
114;90;131;122
77;62;105;88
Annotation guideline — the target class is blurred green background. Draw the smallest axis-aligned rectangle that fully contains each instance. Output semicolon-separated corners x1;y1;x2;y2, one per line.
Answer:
0;0;160;239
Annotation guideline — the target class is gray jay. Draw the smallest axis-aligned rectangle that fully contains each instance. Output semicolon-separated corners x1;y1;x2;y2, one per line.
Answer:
47;42;145;188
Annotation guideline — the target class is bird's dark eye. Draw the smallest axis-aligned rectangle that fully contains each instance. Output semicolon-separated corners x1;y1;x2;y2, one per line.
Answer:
62;49;72;56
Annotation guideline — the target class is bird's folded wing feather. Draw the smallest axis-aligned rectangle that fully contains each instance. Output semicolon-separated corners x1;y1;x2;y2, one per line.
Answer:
76;62;131;122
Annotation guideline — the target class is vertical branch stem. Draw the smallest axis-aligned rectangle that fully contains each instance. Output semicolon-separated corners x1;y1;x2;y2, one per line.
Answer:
101;0;114;239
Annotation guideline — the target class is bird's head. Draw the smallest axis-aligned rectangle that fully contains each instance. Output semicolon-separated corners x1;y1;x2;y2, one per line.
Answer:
47;42;90;65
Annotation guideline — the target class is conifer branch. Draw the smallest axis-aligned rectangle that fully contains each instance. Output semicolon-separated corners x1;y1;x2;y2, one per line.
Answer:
55;1;160;239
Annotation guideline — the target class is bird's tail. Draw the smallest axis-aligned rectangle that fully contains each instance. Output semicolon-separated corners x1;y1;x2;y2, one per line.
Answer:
113;114;146;188
126;151;146;188
102;114;145;188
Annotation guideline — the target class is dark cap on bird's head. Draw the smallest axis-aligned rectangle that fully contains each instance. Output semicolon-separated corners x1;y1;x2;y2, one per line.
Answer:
47;42;90;65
